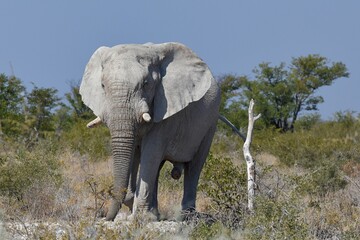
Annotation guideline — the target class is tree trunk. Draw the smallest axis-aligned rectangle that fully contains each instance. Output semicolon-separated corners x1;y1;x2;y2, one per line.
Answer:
243;99;261;212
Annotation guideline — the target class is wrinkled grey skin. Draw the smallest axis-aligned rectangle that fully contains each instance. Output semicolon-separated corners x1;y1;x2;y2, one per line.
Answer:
80;42;220;221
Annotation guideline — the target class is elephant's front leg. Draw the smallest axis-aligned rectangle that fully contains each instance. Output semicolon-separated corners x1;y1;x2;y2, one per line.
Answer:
123;145;140;211
132;155;163;220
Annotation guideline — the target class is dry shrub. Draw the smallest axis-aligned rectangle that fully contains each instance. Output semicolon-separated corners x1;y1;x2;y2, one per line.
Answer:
342;160;360;177
58;150;113;221
21;180;59;219
304;187;360;238
0;140;62;220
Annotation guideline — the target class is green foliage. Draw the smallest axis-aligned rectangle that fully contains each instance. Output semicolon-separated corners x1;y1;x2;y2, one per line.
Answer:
333;110;357;127
294;164;347;197
294;113;321;130
200;154;247;228
65;83;93;119
219;55;349;132
217;75;248;131
26;85;61;134
250;62;293;130
255;129;332;168
53;104;73;133
0;73;68;141
0;74;25;117
0;74;26;136
60;119;111;161
244;195;309;240
0;140;62;209
198;153;313;239
254;122;358;169
190;221;230;240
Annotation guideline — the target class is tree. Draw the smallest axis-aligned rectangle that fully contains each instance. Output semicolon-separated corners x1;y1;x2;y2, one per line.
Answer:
65;83;93;119
220;55;349;132
0;74;26;136
26;85;61;137
218;75;248;130
241;62;296;130
288;55;349;130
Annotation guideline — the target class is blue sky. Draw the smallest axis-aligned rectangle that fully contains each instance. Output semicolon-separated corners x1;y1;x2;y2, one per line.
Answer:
1;1;359;119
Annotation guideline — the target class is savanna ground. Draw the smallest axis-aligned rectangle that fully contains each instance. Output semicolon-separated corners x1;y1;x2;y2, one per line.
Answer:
1;112;360;239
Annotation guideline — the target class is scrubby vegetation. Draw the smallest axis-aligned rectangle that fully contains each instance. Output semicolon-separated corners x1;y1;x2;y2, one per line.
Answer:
198;111;360;239
1;111;359;239
0;53;359;239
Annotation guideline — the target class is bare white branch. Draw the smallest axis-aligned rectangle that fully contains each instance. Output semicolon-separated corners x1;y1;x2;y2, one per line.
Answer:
243;99;260;212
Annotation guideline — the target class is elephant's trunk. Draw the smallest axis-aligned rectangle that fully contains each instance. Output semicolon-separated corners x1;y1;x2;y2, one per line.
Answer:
105;98;136;221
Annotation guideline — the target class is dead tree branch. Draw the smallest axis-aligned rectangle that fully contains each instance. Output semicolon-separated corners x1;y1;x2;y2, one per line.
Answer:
243;99;261;212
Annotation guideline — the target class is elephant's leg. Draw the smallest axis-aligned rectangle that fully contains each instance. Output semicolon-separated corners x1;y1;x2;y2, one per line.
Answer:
133;150;164;220
151;160;165;218
181;126;216;217
123;145;140;212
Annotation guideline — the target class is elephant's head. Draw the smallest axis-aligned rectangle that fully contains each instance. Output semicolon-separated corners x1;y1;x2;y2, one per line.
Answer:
79;42;214;220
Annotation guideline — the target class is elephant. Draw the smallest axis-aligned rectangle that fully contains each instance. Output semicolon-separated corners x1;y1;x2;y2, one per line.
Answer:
79;42;221;221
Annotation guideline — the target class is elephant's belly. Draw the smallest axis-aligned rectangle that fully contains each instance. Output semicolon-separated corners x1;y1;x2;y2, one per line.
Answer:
163;122;212;163
165;138;201;163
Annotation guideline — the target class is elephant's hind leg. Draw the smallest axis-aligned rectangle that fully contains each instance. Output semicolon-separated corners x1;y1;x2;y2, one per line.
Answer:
181;125;217;218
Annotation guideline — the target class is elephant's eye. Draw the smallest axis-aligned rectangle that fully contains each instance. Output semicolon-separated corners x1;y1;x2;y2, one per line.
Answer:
101;83;105;88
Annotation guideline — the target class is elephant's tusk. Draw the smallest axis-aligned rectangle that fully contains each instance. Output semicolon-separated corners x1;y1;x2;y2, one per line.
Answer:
142;113;152;122
86;116;102;128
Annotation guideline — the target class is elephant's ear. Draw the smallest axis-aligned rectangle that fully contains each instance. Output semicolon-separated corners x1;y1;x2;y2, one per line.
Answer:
79;46;109;118
153;43;213;122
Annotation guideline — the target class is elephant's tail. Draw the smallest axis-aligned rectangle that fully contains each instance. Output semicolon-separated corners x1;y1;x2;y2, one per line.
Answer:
218;115;246;142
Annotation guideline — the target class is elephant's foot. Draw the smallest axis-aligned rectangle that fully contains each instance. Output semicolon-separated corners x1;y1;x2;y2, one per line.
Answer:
123;192;135;211
127;209;159;222
105;199;122;221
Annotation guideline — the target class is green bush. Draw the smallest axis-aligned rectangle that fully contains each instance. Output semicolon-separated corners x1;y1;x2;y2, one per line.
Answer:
294;113;322;131
254;129;336;168
199;154;247;229
190;221;231;240
0;140;62;219
198;154;313;238
60;119;111;161
254;118;359;172
291;162;347;197
244;195;309;240
0;140;62;200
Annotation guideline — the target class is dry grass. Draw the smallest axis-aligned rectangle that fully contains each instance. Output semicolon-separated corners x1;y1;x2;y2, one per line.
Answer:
2;123;360;238
59;150;114;221
60;152;198;221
